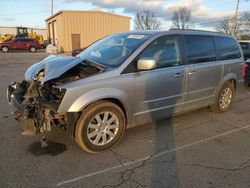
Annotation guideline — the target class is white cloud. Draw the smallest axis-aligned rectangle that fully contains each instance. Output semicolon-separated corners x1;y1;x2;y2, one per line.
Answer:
63;0;235;27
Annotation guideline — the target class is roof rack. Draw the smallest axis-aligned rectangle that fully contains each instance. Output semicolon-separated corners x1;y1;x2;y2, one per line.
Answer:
169;28;224;35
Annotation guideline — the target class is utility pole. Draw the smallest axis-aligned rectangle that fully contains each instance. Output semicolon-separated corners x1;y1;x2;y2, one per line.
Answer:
232;0;240;36
51;0;54;16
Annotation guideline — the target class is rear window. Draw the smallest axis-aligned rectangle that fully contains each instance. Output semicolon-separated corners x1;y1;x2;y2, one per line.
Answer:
217;37;241;60
184;35;216;64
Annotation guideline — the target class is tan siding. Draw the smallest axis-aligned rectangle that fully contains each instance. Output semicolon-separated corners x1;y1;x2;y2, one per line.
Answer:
47;14;63;50
46;11;130;52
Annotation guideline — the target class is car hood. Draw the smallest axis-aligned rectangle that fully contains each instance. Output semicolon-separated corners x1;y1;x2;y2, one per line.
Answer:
24;55;86;84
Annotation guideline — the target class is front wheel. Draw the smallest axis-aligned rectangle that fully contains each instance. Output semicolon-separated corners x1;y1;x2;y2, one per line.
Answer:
75;101;126;153
210;82;235;112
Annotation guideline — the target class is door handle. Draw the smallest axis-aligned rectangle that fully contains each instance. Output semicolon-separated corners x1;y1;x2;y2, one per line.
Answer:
173;72;184;78
188;71;197;76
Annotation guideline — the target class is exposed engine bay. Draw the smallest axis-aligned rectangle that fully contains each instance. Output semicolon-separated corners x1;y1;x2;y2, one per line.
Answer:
7;55;105;146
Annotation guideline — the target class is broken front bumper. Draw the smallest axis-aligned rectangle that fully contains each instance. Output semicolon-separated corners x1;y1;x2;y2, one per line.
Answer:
7;82;27;119
7;82;36;134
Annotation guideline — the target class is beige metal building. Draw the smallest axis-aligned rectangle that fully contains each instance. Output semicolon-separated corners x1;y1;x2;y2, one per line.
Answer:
45;10;131;52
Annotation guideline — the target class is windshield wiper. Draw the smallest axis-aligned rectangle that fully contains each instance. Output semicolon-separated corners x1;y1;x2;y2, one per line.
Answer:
84;59;107;70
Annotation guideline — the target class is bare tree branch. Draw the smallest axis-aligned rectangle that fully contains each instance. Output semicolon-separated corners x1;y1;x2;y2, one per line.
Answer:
216;19;232;35
171;7;192;29
216;11;250;37
134;10;161;30
241;12;250;28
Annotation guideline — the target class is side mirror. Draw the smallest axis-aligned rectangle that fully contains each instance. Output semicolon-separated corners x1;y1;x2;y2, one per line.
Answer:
137;58;156;71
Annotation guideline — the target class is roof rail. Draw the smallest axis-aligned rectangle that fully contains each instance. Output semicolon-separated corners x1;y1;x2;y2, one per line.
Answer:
169;28;225;35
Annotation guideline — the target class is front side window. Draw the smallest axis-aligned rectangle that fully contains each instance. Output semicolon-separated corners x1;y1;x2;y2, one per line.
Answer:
139;36;181;68
79;33;150;67
217;37;241;60
184;35;216;64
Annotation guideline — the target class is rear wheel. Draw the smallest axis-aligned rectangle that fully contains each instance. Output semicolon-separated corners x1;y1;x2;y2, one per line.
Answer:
2;46;9;53
75;101;126;153
29;46;36;53
210;82;235;112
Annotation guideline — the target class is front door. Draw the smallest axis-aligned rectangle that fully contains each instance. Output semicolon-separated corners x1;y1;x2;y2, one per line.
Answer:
71;34;80;51
12;39;23;50
183;35;222;110
133;35;186;125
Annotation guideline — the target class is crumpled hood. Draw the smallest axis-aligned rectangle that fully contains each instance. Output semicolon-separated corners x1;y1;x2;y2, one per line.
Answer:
24;55;83;83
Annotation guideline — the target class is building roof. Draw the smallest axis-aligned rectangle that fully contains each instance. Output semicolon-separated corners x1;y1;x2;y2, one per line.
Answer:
45;10;131;22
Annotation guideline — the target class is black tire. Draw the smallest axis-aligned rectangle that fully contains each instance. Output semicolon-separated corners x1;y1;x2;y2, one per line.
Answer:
210;82;235;113
29;46;36;53
75;100;126;153
1;46;9;53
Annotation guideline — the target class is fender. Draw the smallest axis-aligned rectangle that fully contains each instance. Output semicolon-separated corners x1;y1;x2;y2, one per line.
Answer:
67;88;130;113
213;73;237;100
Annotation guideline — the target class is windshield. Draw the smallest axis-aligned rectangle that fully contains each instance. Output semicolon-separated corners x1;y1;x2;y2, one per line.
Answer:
79;33;150;67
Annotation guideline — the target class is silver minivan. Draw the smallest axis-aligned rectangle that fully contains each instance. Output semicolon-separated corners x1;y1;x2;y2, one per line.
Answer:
8;29;243;152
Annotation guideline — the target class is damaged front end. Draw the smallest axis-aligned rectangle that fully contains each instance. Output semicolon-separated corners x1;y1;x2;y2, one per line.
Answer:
7;55;104;139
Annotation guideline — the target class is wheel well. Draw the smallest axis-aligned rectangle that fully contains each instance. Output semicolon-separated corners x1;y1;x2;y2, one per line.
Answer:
229;79;236;90
83;98;127;119
101;98;127;119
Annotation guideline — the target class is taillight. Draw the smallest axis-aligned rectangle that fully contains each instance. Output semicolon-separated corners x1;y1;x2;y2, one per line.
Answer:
242;62;249;77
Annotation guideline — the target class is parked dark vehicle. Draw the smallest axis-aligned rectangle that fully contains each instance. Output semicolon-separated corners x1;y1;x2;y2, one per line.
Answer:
7;30;243;153
243;59;250;86
239;41;250;59
72;47;86;56
0;38;40;53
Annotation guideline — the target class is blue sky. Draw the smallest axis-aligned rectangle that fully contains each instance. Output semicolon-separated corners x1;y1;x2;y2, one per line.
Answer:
1;0;249;30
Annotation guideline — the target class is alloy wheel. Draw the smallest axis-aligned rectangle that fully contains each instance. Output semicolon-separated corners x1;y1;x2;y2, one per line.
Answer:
219;87;232;109
2;47;8;53
87;111;119;146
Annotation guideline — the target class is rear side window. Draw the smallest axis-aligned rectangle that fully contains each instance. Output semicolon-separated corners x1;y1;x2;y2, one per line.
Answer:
184;35;216;64
25;39;33;42
217;37;241;60
14;39;21;42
